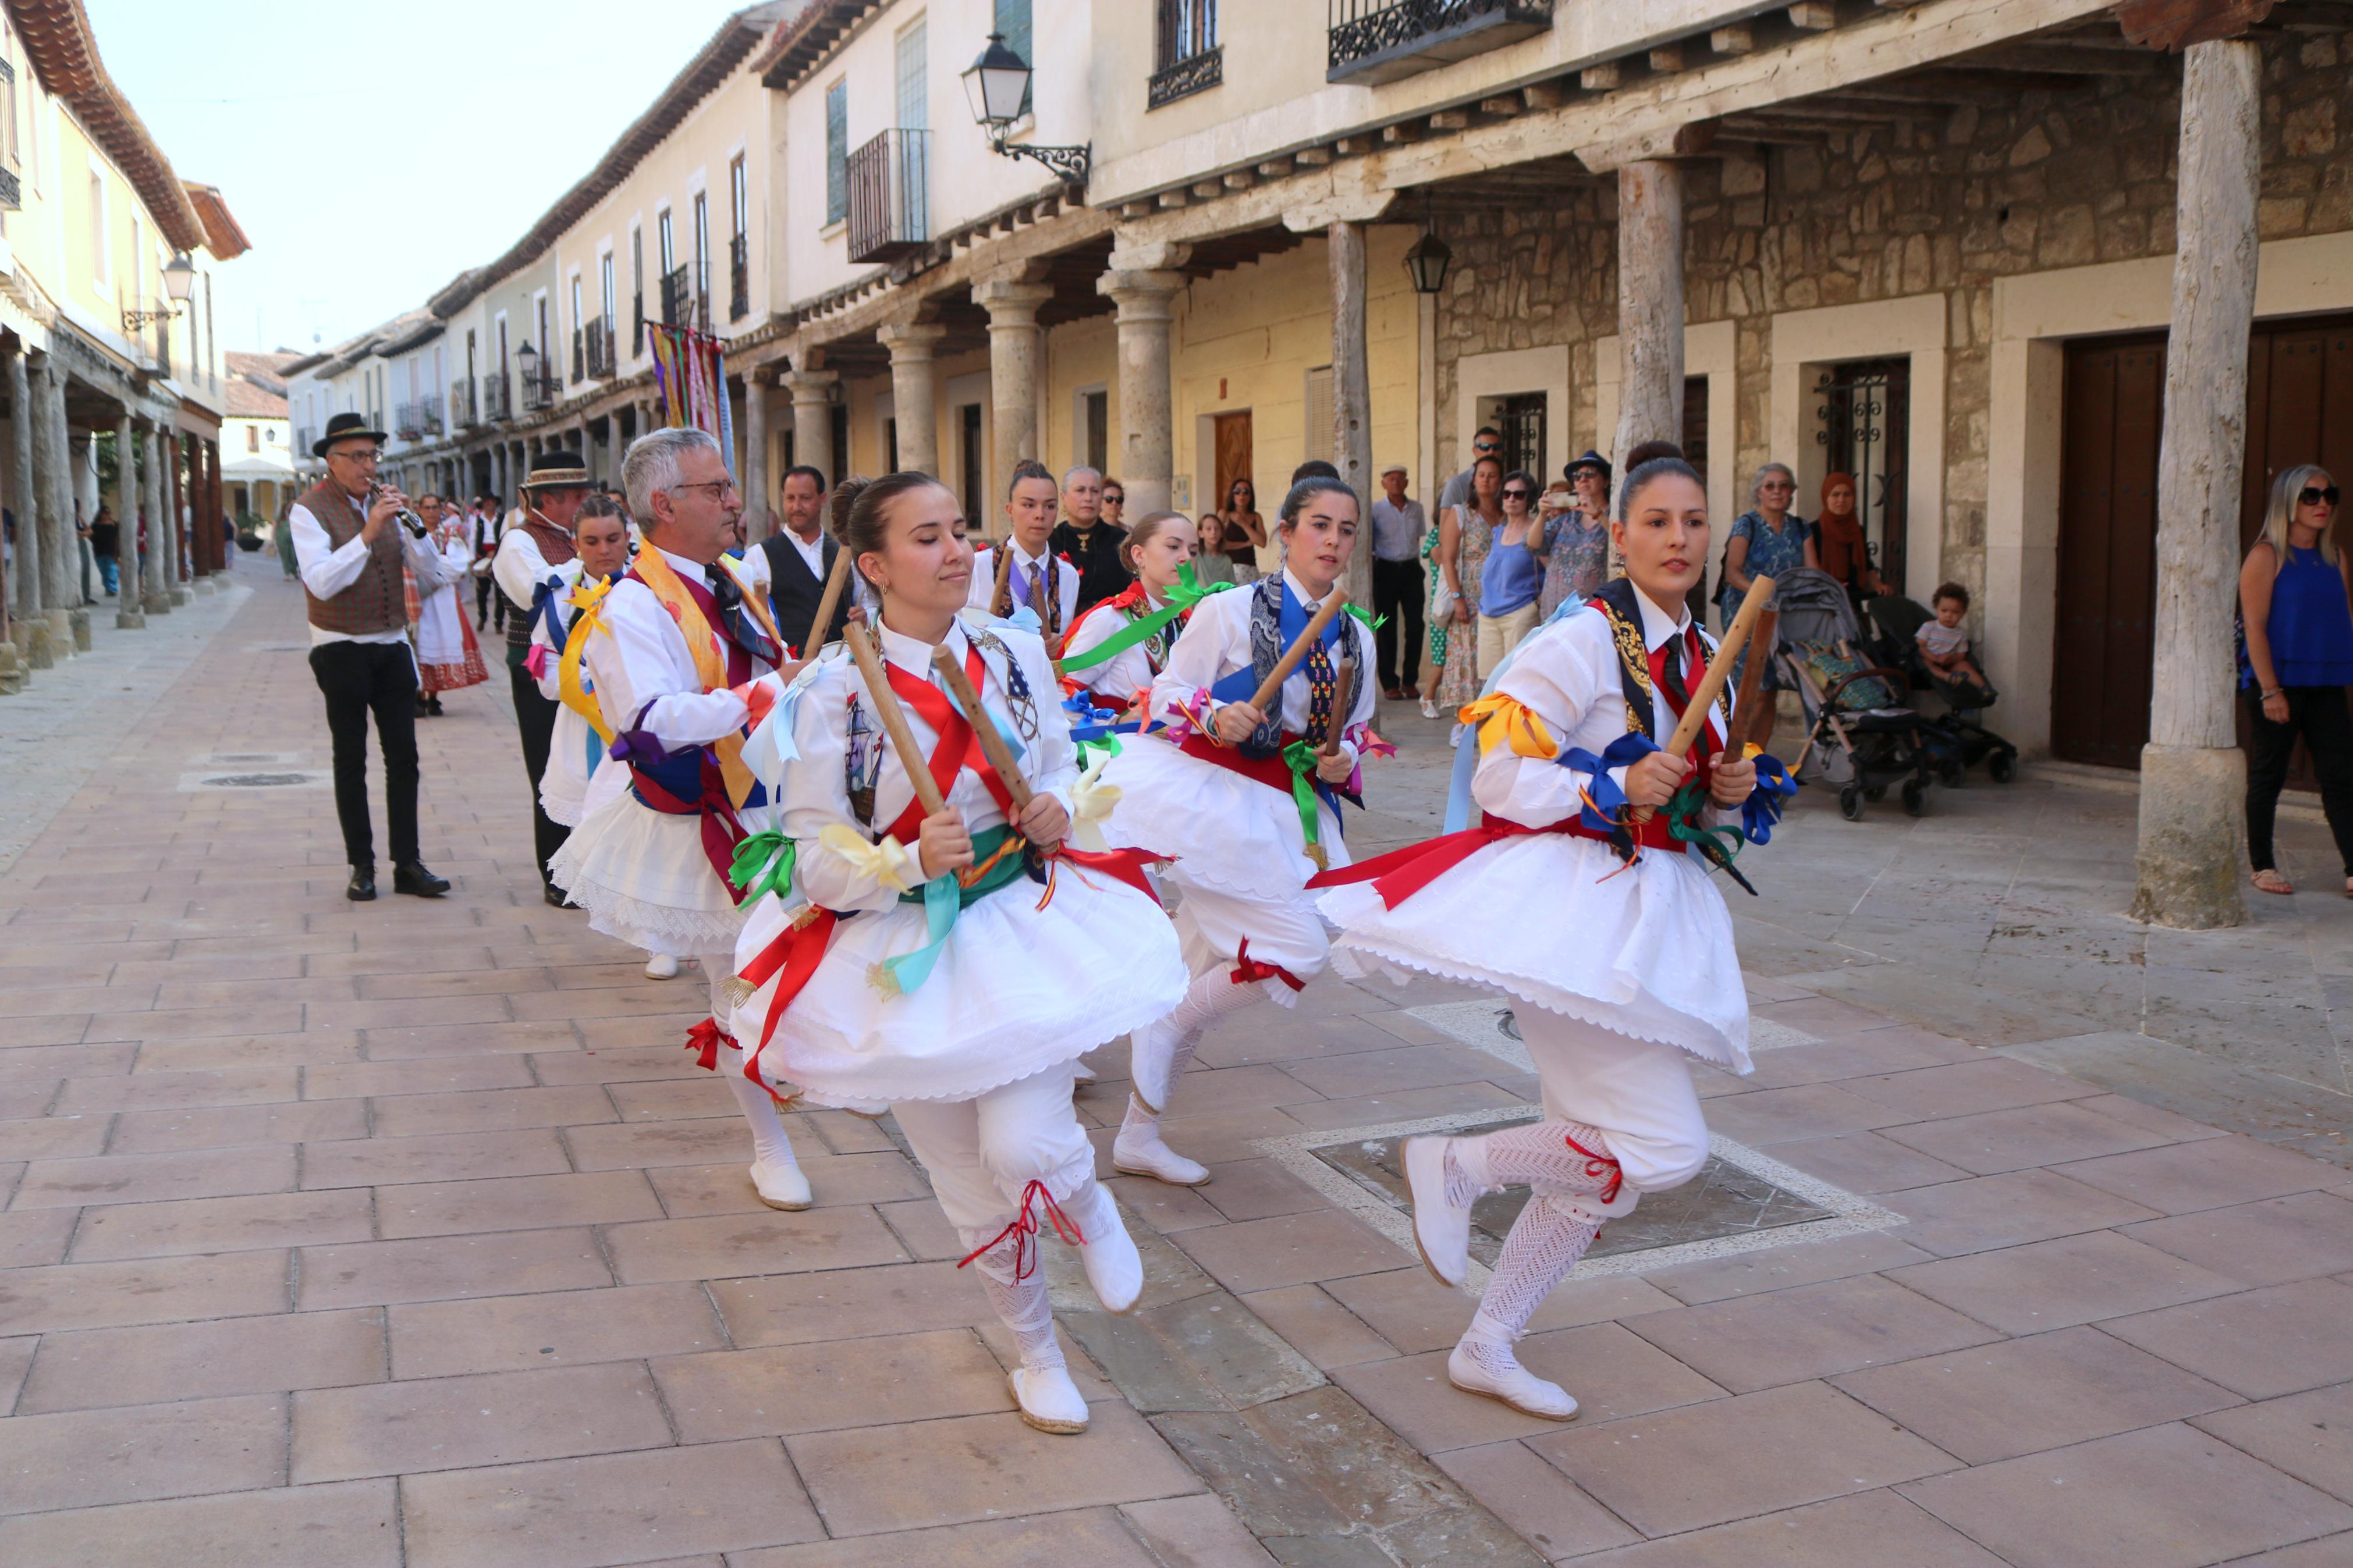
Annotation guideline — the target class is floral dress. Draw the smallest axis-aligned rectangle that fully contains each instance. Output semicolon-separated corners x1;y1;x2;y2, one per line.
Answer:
1537;509;1611;618
1433;505;1496;712
1717;511;1811;631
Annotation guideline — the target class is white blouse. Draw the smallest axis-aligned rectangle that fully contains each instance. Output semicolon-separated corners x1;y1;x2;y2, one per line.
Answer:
1060;590;1172;704
1146;569;1378;767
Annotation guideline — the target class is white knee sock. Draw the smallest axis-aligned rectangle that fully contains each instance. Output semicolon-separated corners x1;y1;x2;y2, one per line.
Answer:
1458;1193;1604;1376
962;1229;1066;1373
1445;1120;1623;1208
1167;965;1262;1047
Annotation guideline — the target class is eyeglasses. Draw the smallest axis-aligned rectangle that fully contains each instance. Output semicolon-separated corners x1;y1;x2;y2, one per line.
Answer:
1103;492;1124;504
1473;442;1500;454
1501;488;1531;500
2301;485;2342;508
669;479;740;501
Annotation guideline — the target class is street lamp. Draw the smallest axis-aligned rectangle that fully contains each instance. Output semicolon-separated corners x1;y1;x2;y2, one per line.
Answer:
124;251;198;330
1403;195;1452;296
516;339;540;389
960;33;1090;186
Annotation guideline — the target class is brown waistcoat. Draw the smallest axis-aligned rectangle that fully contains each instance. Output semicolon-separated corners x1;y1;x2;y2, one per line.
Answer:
299;480;408;635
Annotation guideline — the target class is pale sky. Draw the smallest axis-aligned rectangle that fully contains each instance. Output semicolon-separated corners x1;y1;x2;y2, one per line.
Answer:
89;0;754;357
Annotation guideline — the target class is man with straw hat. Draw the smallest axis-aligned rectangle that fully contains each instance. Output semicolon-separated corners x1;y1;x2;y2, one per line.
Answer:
494;450;593;904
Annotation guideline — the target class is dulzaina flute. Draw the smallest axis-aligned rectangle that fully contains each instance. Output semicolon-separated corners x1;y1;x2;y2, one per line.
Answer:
368;482;431;538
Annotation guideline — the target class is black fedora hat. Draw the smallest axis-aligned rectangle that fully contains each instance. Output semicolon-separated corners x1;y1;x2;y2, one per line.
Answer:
313;411;388;458
523;450;590;491
1564;449;1612;485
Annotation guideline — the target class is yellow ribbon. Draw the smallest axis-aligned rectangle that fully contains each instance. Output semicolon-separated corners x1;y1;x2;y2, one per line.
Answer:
1459;693;1559;759
818;825;917;896
629;546;755;808
1069;749;1122;852
557;575;617;747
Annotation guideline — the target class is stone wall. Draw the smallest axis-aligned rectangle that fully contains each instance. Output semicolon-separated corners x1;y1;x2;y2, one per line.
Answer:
1431;31;2352;611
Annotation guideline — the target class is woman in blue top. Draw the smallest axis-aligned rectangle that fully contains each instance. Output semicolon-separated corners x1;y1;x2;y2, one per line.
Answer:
2241;464;2353;896
1717;463;1819;632
1476;469;1546;677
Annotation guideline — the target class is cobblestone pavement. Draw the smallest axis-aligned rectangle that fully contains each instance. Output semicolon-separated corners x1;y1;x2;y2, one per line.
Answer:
2;554;2350;1566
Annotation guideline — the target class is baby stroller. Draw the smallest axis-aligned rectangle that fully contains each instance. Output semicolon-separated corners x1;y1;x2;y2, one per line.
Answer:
1864;596;2020;784
1768;568;1946;821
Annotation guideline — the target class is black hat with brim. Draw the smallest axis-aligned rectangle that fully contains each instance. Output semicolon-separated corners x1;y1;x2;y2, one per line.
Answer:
523;451;591;491
313;411;389;458
1565;449;1612;484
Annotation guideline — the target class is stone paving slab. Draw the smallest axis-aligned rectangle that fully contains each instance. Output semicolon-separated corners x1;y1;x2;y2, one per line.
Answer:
3;557;2352;1566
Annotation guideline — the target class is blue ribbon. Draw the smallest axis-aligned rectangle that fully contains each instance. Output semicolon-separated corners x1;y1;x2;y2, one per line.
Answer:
1555;733;1663;833
529;575;567;649
993;604;1044;637
1741;753;1799;845
942;682;1027;766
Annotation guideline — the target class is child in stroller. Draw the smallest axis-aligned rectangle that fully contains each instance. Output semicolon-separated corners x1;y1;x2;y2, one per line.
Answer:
1770;568;1945;820
1865;586;2020;784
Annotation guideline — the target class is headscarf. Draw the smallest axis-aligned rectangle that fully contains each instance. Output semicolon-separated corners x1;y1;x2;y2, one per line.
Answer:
1819;471;1858;521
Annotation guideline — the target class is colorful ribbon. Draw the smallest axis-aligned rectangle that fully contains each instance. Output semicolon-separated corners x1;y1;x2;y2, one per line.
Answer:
728;829;797;904
684;1016;726;1072
1460;692;1557;760
955;1178;1085;1281
1058;561;1231;674
1069;750;1122;852
556;574;617;746
1231;938;1305;993
1277;739;1329;869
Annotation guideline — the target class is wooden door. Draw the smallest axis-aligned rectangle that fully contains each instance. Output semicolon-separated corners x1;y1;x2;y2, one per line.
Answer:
1213;411;1252;518
2053;334;2166;769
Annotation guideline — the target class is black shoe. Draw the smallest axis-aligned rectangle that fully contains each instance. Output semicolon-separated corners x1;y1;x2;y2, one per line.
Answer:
393;862;450;897
347;865;378;902
543;883;572;908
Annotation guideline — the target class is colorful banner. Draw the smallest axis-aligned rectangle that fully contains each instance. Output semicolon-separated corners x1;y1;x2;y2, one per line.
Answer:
647;322;736;479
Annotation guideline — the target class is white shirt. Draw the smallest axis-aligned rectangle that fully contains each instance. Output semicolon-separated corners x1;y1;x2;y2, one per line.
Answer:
778;523;826;580
492;510;561;612
573;544;773;757
968;541;1080;632
1060;589;1172;705
1147;568;1376;768
783;617;1075;915
288;488;455;650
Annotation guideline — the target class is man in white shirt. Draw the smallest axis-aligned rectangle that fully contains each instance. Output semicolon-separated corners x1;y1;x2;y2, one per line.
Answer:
757;464;860;656
288;413;456;902
470;496;505;632
1369;463;1429;701
969;458;1079;638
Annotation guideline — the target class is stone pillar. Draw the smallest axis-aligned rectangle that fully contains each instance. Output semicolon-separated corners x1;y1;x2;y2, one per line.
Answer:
143;422;172;614
71;433;98;607
31;355;76;650
114;410;143;629
783;371;839;486
2132;38;2262;931
1098;247;1190;517
166;433;190;605
975;277;1053;520
1329;220;1376;610
877;322;946;479
741;374;773;541
8;347;38;639
1613;159;1686;461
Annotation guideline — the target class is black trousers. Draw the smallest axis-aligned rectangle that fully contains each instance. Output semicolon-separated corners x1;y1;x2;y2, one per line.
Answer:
475;574;505;631
1372;556;1428;691
310;641;421;868
510;662;570;887
2246;685;2353;876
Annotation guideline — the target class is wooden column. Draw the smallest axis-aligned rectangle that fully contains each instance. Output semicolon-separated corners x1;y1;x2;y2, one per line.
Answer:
1329;219;1376;611
1613;159;1686;461
2131;37;2262;930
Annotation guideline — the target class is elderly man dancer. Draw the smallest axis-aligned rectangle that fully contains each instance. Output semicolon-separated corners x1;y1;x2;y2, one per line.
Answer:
495;453;592;904
548;429;810;1210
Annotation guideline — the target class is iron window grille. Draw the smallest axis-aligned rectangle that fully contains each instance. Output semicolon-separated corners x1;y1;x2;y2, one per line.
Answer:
1326;0;1552;84
846;127;929;264
482;375;512;423
585;318;616;379
1151;0;1220;108
729;232;750;322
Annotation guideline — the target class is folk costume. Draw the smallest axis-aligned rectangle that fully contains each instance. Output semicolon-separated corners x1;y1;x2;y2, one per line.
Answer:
1314;577;1791;1420
289;413;456;898
733;615;1186;1434
527;558;626;831
410;524;489;700
968;539;1079;643
1091;569;1381;1185
494;454;588;899
1057;575;1188;709
545;537;811;1211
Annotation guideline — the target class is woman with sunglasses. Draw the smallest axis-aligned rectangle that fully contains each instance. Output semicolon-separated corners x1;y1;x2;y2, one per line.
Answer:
2241;465;2353;897
1477;470;1547;676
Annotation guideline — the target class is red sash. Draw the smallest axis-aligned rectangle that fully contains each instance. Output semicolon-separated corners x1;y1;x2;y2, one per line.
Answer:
1305;812;1682;908
1177;730;1305;795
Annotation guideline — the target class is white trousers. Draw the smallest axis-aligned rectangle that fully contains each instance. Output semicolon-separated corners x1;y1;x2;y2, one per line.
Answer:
890;1063;1096;1233
1518;1006;1711;1203
1172;879;1330;985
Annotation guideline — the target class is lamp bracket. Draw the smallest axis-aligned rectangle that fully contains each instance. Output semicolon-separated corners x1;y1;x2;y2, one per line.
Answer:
122;303;184;331
988;130;1091;186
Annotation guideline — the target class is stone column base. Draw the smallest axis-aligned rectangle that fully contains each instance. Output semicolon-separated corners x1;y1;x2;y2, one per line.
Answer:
169;587;191;607
191;577;217;597
2130;742;2248;929
115;609;147;630
68;608;91;651
21;620;54;669
144;592;173;616
43;607;73;655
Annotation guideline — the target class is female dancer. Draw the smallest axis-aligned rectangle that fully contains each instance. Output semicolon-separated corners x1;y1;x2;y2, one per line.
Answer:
769;473;1188;1435
1316;457;1772;1421
1059;511;1202;712
1095;477;1379;1186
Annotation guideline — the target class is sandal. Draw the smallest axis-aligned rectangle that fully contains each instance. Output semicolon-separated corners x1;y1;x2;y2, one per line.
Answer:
2252;869;2294;895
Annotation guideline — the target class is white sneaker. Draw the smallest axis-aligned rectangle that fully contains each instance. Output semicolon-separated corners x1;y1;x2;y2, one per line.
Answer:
749;1157;811;1211
1069;1183;1142;1314
1127;1016;1185;1115
643;952;679;980
1009;1366;1089;1434
1112;1118;1211;1186
1448;1341;1579;1420
1404;1136;1472;1287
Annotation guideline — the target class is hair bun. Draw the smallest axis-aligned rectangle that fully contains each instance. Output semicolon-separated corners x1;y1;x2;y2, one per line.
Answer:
828;475;874;542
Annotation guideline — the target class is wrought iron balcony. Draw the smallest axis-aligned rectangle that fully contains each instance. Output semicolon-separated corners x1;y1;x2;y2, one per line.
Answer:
846;127;929;265
0;163;19;213
570;329;585;385
1149;45;1222;109
521;368;559;414
1326;0;1552;85
729;233;750;322
584;317;616;379
393;400;427;442
481;374;512;423
450;379;478;429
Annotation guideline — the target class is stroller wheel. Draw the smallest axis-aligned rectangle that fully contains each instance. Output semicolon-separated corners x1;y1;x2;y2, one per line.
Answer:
1864;784;1887;802
1901;780;1928;817
1989;751;2017;783
1839;784;1865;822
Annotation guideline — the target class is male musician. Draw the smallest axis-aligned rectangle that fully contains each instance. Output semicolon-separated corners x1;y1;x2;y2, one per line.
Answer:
757;464;854;658
494;452;592;904
470;496;505;631
287;412;455;902
550;428;808;1210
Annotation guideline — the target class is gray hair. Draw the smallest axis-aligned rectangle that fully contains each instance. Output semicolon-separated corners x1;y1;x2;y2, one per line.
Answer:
622;428;722;529
1061;464;1102;492
1750;462;1796;506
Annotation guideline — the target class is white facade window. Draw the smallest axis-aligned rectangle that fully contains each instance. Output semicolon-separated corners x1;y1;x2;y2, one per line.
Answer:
896;20;927;131
87;168;107;287
825;80;847;226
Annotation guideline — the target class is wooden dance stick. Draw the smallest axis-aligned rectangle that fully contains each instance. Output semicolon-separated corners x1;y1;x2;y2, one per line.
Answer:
1245;588;1351;715
928;643;1035;813
844;624;947;816
1319;653;1357;759
800;543;856;660
1731;607;1778;751
1631;574;1774;823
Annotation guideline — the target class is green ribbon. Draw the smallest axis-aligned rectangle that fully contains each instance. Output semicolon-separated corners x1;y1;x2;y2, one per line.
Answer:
1074;732;1125;770
880;826;1031;996
1662;780;1746;870
1279;739;1325;860
1343;602;1388;634
1058;561;1233;673
728;829;797;904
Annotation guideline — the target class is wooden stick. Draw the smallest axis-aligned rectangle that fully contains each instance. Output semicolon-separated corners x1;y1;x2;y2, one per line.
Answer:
1247;588;1351;714
801;542;856;660
1632;574;1774;823
929;643;1035;812
1731;606;1777;750
1319;652;1357;759
844;624;946;816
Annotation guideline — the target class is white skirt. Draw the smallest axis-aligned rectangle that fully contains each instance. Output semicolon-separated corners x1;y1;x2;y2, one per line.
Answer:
1318;832;1751;1073
1096;733;1351;903
737;867;1188;1112
548;789;758;955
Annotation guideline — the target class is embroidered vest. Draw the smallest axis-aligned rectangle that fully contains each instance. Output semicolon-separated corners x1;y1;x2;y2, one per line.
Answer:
299;479;407;635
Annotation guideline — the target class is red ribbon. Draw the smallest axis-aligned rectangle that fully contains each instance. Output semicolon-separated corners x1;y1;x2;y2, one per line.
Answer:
1305;810;1685;910
683;1016;727;1072
1563;1129;1625;1208
1230;938;1305;993
878;646;1012;843
1042;842;1163;903
738;906;841;1057
955;1178;1086;1281
629;763;752;906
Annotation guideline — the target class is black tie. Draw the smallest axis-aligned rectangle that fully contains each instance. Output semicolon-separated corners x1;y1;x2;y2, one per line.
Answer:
707;570;779;667
1658;631;1692;715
